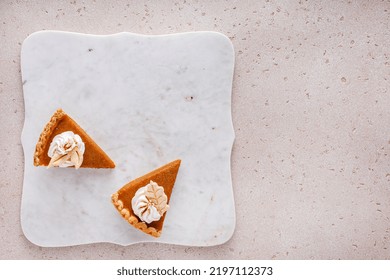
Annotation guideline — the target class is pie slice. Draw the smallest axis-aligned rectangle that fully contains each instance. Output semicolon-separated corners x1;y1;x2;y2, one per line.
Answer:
111;159;181;237
33;108;115;169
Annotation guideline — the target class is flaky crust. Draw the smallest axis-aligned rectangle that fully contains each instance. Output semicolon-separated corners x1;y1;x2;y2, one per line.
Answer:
111;192;161;238
33;109;66;166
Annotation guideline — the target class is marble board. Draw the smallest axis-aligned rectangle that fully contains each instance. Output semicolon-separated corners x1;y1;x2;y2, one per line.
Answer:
20;31;235;247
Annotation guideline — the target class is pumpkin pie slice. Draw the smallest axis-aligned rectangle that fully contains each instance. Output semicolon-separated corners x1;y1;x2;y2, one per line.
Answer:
34;108;115;169
111;159;181;237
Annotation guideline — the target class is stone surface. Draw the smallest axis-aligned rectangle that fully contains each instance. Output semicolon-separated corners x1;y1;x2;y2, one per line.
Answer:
20;31;235;247
0;0;389;259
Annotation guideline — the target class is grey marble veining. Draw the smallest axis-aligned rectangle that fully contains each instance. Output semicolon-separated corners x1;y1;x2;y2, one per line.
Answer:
20;31;235;247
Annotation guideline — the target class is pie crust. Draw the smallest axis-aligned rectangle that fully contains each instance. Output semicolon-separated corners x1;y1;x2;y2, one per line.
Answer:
33;108;115;168
111;159;181;237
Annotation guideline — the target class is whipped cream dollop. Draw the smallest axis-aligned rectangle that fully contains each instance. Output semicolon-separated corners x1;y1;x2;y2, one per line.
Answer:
47;131;85;169
131;180;169;224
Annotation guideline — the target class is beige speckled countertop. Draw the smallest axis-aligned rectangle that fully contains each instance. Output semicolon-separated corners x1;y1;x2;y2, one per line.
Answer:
0;0;389;259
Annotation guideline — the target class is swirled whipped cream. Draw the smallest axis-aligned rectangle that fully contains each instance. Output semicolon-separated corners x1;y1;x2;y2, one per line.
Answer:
47;131;85;169
131;180;169;224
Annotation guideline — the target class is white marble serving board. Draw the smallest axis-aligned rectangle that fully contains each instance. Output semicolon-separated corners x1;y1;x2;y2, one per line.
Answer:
20;31;235;247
